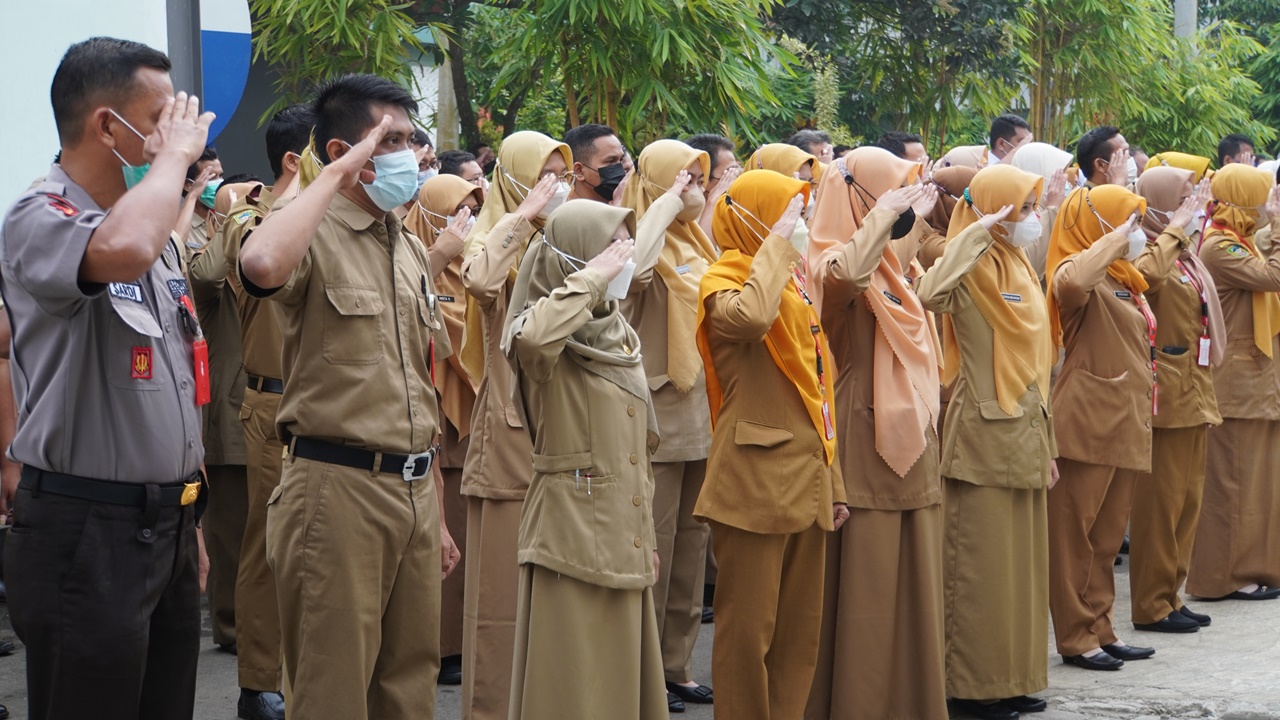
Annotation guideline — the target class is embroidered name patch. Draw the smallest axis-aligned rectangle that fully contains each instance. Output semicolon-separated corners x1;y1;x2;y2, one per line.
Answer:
883;291;902;305
1001;292;1022;303
167;278;189;299
437;295;456;303
1114;290;1132;300
675;264;691;275
131;347;152;379
108;282;144;303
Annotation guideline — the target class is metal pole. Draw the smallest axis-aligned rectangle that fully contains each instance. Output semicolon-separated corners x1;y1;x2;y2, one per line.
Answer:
167;0;202;95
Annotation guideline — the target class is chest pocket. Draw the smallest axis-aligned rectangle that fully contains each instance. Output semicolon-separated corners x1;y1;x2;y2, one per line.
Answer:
323;284;385;365
106;283;167;391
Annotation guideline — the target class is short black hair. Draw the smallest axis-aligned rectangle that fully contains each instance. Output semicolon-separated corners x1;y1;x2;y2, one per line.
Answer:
1076;126;1121;180
222;173;262;185
310;73;418;163
786;129;832;155
266;103;313;180
50;37;172;145
989;113;1031;149
412;128;431;149
875;131;924;159
186;146;219;182
467;142;490;155
1218;133;1254;166
563;124;618;166
833;144;852;159
684;134;736;174
438;150;477;177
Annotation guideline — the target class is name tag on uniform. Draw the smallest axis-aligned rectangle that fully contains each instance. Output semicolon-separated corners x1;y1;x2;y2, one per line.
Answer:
883;290;902;305
1114;290;1132;300
1001;292;1022;303
675;264;691;275
109;282;144;303
166;278;189;299
437;295;455;303
1180;275;1192;284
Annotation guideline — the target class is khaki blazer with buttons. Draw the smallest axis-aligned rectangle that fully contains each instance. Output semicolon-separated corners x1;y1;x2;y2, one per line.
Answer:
693;234;846;535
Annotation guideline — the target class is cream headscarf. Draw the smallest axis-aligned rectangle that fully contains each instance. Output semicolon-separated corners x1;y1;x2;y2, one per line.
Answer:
747;143;822;185
1008;142;1074;187
620;139;718;393
940;144;989;170
1207;164;1280;357
458;131;571;383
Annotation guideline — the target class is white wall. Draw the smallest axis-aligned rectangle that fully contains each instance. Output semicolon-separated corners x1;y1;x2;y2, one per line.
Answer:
0;0;170;218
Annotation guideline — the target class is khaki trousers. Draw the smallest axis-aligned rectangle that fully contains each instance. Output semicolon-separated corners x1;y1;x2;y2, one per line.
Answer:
204;463;247;647
1130;425;1206;624
1188;418;1280;597
1048;459;1136;656
651;460;710;684
440;465;469;658
710;521;825;720
461;497;522;720
267;455;441;720
236;387;284;691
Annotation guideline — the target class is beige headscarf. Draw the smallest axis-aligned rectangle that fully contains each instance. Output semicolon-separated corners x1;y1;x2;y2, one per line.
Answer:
459;131;571;383
620;139;718;392
1008;142;1074;188
940;144;989;170
747;143;822;184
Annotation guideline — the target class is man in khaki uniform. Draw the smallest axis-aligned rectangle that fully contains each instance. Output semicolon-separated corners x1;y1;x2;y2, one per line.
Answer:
239;74;455;719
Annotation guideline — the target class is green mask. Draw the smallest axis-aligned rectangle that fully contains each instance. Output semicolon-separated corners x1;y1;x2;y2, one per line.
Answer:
109;109;151;190
199;178;223;208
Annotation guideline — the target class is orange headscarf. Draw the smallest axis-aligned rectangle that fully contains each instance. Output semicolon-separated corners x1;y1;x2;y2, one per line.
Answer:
696;170;834;464
808;147;938;476
1207;164;1280;356
943;165;1053;414
1046;185;1149;345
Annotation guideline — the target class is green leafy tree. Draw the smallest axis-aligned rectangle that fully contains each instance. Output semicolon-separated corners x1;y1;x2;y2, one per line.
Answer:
1202;0;1280;154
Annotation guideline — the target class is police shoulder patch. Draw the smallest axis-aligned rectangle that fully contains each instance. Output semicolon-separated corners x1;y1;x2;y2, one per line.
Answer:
43;194;79;218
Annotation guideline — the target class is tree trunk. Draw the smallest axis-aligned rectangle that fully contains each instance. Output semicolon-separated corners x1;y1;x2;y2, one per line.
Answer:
499;63;541;137
562;48;581;126
445;33;482;150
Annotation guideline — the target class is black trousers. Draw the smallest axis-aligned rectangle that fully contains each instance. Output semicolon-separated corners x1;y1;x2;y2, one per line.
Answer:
5;484;201;720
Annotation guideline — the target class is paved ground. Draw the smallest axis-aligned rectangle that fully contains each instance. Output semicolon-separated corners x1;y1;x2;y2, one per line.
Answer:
0;557;1276;719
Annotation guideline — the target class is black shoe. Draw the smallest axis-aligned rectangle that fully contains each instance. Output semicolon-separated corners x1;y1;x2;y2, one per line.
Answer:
701;605;714;624
1178;605;1211;627
1120;534;1130;554
1134;612;1200;634
1002;695;1048;713
951;698;1019;719
0;640;15;656
0;702;8;720
217;642;238;656
1063;652;1124;670
1102;643;1155;661
1115;555;1123;566
438;653;462;685
667;691;685;714
667;681;713;704
1218;586;1280;601
238;689;285;720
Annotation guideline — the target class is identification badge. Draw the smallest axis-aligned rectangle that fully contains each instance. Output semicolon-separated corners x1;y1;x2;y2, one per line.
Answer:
883;290;902;305
1001;292;1022;303
1180;275;1192;284
167;278;189;300
437;295;455;303
193;339;211;406
1114;290;1132;300
675;264;691;275
1198;336;1212;367
821;401;835;440
109;282;144;303
131;346;152;379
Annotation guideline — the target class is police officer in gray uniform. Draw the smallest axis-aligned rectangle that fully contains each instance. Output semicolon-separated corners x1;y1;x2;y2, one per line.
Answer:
0;37;215;720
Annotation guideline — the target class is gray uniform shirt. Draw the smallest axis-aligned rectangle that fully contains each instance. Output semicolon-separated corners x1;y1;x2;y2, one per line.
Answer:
0;164;205;483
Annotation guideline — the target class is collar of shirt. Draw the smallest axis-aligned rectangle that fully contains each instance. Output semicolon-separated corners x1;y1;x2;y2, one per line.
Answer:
44;164;102;214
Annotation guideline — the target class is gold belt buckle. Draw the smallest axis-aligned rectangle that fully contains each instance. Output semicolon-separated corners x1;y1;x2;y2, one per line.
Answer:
181;481;201;506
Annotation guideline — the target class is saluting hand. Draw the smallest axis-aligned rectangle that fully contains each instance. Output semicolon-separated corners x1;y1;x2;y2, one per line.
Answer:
1106;148;1132;187
1169;181;1212;234
875;184;925;215
664;170;693;200
443;206;473;239
585;239;635;281
517;173;561;222
911;184;940;218
1044;169;1067;210
770;193;806;240
327;114;392;188
1266;185;1280;229
146;91;216;166
709;165;741;200
977;204;1015;230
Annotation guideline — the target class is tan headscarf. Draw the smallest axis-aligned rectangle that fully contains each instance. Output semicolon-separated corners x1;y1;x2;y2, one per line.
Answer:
808;147;939;477
943;165;1054;414
502;199;654;435
747;143;822;184
926;166;978;235
459;131;572;383
940;144;989;170
1207;164;1280;356
405;175;485;436
620;139;719;392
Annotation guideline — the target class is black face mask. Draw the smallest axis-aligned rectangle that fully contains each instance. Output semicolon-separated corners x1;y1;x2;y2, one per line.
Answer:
587;162;627;200
890;208;916;239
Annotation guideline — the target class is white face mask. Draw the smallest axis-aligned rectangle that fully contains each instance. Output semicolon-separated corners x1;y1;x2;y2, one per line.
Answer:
1126;157;1139;185
503;166;571;221
1126;228;1147;261
606;258;637;301
790;218;810;255
999;216;1042;248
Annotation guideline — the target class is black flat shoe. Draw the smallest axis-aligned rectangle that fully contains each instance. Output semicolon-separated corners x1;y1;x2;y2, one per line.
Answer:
1120;534;1130;554
1219;586;1280;601
1102;643;1155;661
0;702;9;720
1134;612;1200;633
667;691;685;714
701;606;714;624
217;642;238;656
1063;652;1124;670
237;689;285;720
951;698;1018;719
1178;605;1211;627
1002;695;1048;713
667;681;713;704
437;653;462;685
0;640;15;656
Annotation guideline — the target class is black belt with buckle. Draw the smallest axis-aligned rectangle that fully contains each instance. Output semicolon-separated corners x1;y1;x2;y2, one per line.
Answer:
246;375;285;394
20;466;202;507
291;437;439;481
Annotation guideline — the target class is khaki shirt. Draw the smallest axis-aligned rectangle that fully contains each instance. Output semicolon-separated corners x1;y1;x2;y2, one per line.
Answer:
246;193;449;453
510;269;657;590
188;213;247;466
222;187;285;381
818;208;942;508
185;213;208;265
694;233;846;535
0;165;204;482
459;212;537;499
917;222;1057;489
1200;230;1280;420
1050;234;1155;472
1133;227;1221;428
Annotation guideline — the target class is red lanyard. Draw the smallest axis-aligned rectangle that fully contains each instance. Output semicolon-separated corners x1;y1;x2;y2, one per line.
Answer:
1175;259;1212;367
1132;292;1158;416
790;267;835;440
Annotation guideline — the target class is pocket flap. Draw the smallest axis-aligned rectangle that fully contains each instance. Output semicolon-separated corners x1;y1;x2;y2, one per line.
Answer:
532;451;594;473
734;420;793;448
647;373;671;393
324;285;383;316
109;293;162;338
978;399;1024;420
504;404;524;428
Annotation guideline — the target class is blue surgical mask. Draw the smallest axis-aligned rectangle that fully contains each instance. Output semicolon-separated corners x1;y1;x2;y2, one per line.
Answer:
108;109;150;189
417;168;437;190
343;143;421;211
199;178;223;209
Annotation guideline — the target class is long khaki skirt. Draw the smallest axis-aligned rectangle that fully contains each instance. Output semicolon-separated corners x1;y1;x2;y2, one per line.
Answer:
508;564;668;720
943;478;1049;700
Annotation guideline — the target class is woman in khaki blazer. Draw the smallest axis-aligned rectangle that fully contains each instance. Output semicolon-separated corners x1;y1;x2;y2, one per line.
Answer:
803;147;948;720
1046;184;1163;670
503;199;665;720
1188;166;1280;601
917;165;1057;719
695;169;848;720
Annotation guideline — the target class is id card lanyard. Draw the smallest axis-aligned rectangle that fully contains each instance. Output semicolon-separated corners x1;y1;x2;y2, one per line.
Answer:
1133;292;1158;416
789;265;835;441
1175;259;1212;367
175;293;211;406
